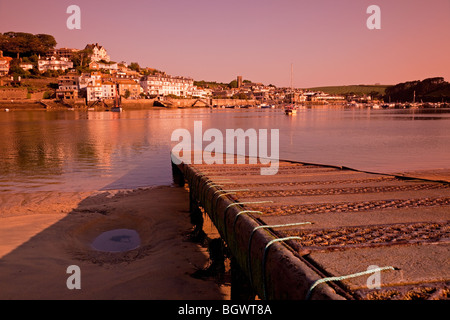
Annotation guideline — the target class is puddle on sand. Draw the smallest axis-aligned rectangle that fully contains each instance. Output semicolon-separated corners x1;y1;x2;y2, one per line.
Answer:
91;229;141;252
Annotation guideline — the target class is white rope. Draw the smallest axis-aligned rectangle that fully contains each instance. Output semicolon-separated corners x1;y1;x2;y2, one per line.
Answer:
213;189;250;196
232;210;263;232
222;201;273;241
306;266;396;300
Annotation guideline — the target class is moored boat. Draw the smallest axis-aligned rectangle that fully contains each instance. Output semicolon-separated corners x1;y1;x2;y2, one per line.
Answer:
284;105;297;115
111;95;123;112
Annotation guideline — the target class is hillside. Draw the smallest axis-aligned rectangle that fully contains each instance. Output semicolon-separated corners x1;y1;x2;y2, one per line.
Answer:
305;85;391;96
384;77;450;102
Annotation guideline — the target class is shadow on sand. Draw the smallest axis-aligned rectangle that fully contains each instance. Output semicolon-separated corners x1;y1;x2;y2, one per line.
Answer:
0;164;228;300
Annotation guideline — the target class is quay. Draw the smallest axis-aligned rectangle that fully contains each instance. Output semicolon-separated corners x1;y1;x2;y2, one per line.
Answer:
171;153;449;300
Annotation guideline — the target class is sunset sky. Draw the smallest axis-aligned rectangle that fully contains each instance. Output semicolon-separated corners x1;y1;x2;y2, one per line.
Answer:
1;0;449;87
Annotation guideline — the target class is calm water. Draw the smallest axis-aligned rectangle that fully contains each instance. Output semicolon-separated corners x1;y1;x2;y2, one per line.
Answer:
91;229;141;252
1;107;450;193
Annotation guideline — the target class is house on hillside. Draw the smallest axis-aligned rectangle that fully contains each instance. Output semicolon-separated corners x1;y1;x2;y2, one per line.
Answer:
38;55;73;72
86;83;103;102
56;72;79;100
84;43;110;62
19;63;34;71
117;79;140;98
101;81;117;100
140;74;195;97
191;87;212;99
89;61;118;72
0;51;13;76
47;48;79;60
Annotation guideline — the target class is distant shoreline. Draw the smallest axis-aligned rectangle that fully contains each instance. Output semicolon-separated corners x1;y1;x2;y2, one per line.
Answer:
0;97;262;110
0;99;178;111
0;100;49;110
2;99;448;112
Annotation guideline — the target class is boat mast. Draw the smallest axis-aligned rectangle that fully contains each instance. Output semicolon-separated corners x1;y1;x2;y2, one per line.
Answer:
290;63;294;104
291;63;293;90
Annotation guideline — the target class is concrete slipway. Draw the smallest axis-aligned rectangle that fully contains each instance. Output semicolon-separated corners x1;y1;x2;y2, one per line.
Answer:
171;153;449;300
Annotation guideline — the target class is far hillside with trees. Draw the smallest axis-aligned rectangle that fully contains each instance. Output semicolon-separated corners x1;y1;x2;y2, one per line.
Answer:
384;77;450;102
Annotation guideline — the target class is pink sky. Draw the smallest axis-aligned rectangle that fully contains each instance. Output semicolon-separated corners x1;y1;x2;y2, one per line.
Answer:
1;0;449;87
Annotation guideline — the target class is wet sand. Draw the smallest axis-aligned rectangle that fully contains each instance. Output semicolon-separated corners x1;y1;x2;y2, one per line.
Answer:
0;186;230;300
399;169;450;183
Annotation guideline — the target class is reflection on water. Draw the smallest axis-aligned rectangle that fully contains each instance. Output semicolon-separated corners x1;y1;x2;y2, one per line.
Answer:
0;107;450;192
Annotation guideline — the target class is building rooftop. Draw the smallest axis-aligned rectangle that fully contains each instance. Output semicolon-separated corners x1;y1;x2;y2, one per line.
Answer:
116;79;138;84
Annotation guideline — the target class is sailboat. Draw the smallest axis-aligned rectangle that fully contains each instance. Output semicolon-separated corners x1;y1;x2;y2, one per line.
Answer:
284;63;298;115
284;105;297;115
111;94;123;112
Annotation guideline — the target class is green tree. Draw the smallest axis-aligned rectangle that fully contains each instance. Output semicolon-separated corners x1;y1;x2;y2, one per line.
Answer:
129;62;140;72
369;90;382;100
9;65;29;77
232;93;248;99
70;48;92;70
228;80;238;88
1;32;30;58
35;34;57;53
0;32;56;58
29;66;40;77
43;91;52;99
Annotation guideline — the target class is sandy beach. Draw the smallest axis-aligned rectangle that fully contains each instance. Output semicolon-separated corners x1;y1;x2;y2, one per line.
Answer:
0;186;230;300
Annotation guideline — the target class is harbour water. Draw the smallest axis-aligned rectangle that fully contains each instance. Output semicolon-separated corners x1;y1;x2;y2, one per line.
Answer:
1;106;450;193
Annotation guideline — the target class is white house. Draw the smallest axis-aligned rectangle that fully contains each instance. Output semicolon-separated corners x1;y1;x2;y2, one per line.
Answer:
38;55;73;72
19;63;34;71
89;61;118;71
78;72;102;89
140;74;195;97
84;43;110;62
101;81;117;99
86;83;103;102
191;87;212;99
